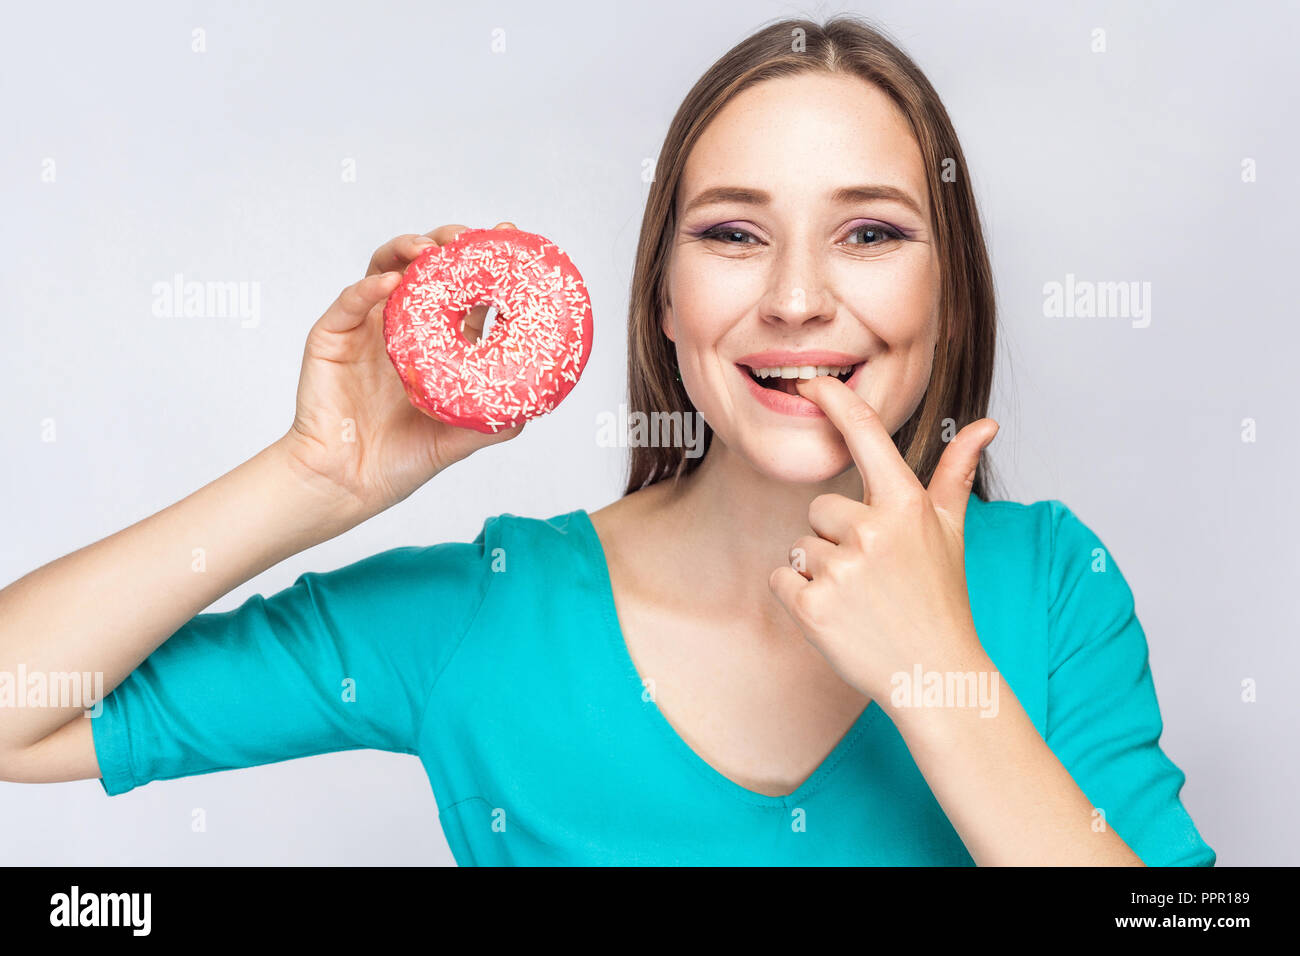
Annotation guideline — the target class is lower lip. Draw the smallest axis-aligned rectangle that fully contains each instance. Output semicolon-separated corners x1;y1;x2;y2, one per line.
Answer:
738;363;866;417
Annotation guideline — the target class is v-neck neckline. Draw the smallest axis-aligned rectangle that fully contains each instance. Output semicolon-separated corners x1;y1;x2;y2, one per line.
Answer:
568;508;884;809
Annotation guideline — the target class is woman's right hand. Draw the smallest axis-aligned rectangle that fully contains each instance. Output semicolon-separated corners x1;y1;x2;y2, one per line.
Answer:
277;222;525;522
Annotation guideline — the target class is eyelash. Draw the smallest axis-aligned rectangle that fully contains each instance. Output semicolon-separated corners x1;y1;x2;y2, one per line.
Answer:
695;222;907;248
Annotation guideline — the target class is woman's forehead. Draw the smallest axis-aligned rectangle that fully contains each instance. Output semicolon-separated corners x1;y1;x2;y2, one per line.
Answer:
680;72;930;220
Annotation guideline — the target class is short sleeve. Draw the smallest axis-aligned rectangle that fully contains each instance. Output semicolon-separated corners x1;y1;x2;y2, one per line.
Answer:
91;533;493;796
1043;500;1215;866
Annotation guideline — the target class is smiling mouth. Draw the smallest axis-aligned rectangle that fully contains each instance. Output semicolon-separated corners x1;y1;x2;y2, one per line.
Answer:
741;363;861;395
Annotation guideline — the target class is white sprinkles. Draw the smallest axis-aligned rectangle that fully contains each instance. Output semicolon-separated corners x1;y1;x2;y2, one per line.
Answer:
383;229;593;433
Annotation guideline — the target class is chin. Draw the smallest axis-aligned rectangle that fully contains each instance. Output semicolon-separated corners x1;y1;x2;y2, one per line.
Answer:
736;429;856;485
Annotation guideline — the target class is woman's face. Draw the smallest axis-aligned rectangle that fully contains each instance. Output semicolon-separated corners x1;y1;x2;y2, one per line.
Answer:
665;71;941;484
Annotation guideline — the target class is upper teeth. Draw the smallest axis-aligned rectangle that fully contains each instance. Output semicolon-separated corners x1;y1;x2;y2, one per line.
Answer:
749;364;856;379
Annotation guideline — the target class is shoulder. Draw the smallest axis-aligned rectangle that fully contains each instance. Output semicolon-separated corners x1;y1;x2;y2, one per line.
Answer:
480;509;592;547
967;494;1136;621
310;510;589;573
972;495;1147;671
284;510;591;624
473;509;596;575
962;495;1144;727
966;495;1118;581
451;509;599;600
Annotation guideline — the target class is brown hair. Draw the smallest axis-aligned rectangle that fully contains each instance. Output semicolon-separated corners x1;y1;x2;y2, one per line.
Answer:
623;13;1002;500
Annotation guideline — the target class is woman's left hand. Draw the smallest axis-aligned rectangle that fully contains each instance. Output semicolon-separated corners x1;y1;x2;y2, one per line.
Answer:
768;375;999;707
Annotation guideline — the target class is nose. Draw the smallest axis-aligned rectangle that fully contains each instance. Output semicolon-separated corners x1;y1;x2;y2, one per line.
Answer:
759;240;834;329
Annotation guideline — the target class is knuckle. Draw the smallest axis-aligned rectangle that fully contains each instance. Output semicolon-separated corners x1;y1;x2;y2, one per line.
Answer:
823;556;851;584
793;585;829;628
900;488;928;514
339;280;368;307
808;493;839;522
848;519;876;550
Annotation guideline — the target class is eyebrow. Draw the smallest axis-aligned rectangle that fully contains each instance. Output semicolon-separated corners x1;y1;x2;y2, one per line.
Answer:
681;184;925;219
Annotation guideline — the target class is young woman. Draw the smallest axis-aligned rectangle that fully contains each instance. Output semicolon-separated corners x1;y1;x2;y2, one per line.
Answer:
0;15;1214;866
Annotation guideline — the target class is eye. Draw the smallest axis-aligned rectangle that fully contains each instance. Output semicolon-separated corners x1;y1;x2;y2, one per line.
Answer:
843;221;905;247
698;224;761;244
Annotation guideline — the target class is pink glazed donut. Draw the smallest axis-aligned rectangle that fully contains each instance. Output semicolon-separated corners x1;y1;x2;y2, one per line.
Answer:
383;228;593;433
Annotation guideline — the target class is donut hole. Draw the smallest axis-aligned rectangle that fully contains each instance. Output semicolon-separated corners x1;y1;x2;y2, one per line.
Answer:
460;302;502;346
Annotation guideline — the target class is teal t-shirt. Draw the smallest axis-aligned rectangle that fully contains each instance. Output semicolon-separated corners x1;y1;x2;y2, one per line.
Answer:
91;495;1216;866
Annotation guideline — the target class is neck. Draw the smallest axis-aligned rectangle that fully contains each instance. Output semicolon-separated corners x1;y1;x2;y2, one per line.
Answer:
648;439;863;610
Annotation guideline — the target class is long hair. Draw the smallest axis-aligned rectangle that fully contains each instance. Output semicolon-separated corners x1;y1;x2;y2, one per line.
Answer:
623;14;1001;500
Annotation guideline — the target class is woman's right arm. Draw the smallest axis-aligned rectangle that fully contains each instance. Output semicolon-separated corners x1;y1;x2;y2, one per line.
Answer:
0;223;521;783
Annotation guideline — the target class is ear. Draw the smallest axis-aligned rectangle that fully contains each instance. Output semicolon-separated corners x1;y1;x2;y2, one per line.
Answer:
660;300;676;343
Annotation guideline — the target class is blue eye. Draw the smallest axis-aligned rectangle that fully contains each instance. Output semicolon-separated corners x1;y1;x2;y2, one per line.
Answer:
699;225;758;244
845;222;905;245
696;222;906;246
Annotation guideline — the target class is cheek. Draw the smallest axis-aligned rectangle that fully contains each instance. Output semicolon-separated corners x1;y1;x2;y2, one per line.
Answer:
844;253;940;432
838;254;937;343
667;254;760;345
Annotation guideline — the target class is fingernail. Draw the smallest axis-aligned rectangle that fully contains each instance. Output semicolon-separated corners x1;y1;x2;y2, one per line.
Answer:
413;236;435;246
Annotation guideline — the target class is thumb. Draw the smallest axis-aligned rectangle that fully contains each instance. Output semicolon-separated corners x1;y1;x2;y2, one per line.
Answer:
927;419;998;532
318;270;403;334
432;418;525;468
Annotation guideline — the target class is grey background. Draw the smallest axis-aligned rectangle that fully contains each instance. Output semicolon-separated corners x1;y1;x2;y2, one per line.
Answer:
1;0;1294;865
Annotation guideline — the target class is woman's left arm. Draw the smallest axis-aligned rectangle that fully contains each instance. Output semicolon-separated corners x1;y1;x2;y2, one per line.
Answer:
770;376;1208;866
885;647;1146;866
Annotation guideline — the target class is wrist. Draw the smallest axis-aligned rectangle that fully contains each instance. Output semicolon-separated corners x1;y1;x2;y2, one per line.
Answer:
876;643;1002;744
262;435;370;547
